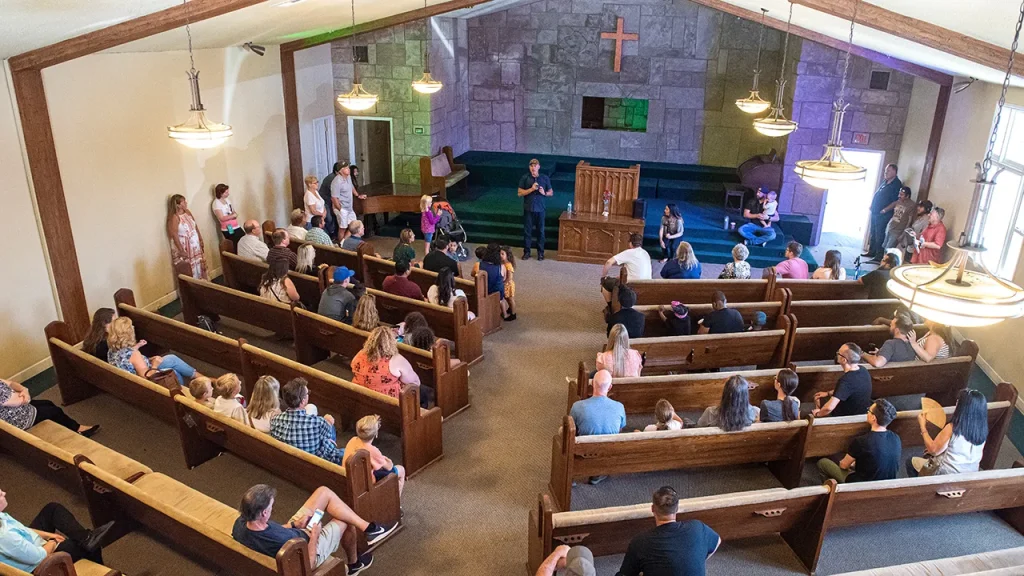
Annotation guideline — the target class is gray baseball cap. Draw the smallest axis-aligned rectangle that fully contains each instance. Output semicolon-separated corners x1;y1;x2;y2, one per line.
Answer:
564;546;596;576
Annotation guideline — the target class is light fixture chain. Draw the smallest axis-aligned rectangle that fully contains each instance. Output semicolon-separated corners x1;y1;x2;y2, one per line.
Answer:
754;8;767;73
778;2;793;82
983;0;1024;176
837;0;858;107
182;0;196;73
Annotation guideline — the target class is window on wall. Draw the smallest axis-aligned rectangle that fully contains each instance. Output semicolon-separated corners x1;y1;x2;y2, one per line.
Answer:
580;97;649;132
977;105;1024;279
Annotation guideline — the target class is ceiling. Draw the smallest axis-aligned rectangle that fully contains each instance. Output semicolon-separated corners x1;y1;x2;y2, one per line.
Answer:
0;0;1022;86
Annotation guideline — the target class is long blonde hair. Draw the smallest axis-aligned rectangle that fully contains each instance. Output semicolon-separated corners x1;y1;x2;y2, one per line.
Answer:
420;195;433;212
247;376;281;420
296;244;316;274
675;242;698;270
107;317;137;350
606;323;631;378
363;326;398;362
353;294;379;331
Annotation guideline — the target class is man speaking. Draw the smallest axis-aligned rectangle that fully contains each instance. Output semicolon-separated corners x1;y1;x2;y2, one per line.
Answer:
517;158;553;260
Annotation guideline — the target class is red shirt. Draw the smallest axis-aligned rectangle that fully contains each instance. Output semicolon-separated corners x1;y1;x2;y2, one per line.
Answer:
912;222;947;264
382;274;425;301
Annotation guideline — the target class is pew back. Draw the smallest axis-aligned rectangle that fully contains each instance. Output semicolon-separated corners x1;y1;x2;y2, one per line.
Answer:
776;280;869;301
787;323;927;364
787;298;901;328
178;275;293;336
630;320;790;374
633;302;783;337
626;277;774;305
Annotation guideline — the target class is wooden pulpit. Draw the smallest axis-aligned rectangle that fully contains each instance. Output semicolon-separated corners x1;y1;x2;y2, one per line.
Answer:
557;161;646;264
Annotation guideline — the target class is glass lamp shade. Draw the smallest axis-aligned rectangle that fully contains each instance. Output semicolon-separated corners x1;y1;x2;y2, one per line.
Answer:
167;109;233;149
736;91;771;114
412;72;443;94
753;114;798;137
794;145;867;189
337;83;379;111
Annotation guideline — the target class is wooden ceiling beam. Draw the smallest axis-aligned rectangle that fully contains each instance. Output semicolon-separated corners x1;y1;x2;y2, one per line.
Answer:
9;0;266;71
688;0;953;86
791;0;1022;79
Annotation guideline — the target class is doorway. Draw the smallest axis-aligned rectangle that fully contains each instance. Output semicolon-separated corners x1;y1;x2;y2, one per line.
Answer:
818;149;886;267
312;115;338;178
347;117;395;193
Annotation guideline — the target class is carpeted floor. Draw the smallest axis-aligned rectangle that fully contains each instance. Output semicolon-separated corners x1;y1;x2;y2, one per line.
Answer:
4;238;1023;576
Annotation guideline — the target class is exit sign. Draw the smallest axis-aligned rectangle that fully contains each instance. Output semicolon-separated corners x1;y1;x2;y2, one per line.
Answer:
413;126;425;135
852;132;870;145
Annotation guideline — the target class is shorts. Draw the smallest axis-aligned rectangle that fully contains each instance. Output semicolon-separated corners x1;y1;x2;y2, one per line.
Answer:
373;467;398;482
336;208;357;230
314;520;343;567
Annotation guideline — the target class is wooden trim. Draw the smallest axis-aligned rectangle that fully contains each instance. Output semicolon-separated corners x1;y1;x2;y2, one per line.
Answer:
791;0;1023;80
917;84;952;202
688;0;953;86
281;48;304;211
8;0;266;71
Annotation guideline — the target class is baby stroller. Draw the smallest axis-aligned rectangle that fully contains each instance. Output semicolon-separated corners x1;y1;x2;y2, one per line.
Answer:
434;201;470;261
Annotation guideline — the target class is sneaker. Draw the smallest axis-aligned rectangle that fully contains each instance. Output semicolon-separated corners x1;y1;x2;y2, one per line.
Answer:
507;313;517;321
80;425;101;438
83;521;115;553
347;552;374;575
522;253;531;260
588;475;608;485
538;254;545;261
364;521;398;546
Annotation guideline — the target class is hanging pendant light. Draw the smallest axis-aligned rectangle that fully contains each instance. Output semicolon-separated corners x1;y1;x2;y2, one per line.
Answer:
412;3;444;94
794;0;865;188
736;8;771;114
753;2;798;137
337;0;379;111
168;0;232;149
886;0;1024;327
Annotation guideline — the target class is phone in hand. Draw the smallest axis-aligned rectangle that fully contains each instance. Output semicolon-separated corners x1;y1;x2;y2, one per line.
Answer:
307;509;325;527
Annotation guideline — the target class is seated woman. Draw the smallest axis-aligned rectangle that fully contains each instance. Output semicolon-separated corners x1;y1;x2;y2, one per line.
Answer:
479;242;510;321
427;267;476;320
595;323;643;378
660;241;702;279
351;327;421;399
82;308;116;361
352;293;380;332
258;259;301;305
343;415;406;496
907;388;987;477
811;250;846;280
697;375;760;431
212;373;249;425
0;378;98;436
759;368;800;422
247;375;282;433
908;320;952;362
392;228;417;267
0;490;113;571
107;317;200;386
643;399;684;432
188;376;215;408
295;243;316;275
718;244;751;279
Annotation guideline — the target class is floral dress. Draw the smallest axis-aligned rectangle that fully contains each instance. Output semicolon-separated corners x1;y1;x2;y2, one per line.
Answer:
351;351;402;398
172;211;208;279
719;261;751;280
0;381;35;430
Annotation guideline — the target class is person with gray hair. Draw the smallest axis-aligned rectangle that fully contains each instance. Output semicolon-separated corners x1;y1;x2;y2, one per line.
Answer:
232;483;396;574
237;219;269;262
286;208;308;243
910;206;948;264
535;545;596;576
719;243;751;279
569;370;626;485
812;343;872;418
617;486;721;576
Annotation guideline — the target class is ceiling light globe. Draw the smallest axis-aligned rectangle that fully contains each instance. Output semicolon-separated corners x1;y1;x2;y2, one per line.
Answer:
887;261;1024;327
753;117;798;138
735;92;771;114
337;84;379;111
412;72;443;94
168;110;233;149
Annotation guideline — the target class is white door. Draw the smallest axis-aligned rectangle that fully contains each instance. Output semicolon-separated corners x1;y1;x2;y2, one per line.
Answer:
820;150;886;244
312;115;337;178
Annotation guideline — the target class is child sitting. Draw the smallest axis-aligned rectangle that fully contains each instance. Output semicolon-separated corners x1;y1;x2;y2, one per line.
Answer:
188;376;215;408
212;373;249;425
343;415;406;496
644;399;685;432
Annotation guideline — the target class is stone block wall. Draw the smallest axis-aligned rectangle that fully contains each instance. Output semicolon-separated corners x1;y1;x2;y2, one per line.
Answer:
602;98;649;131
430;17;471;159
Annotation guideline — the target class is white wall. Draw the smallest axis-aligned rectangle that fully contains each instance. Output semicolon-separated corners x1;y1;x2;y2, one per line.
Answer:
294;44;335;180
897;77;940;194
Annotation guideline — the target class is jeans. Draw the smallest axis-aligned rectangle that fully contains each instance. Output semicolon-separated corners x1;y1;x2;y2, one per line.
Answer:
157;354;197;385
816;457;851;483
662;236;680;260
30;503;102;564
523;211;545;257
30;400;81;432
868;213;891;257
738;223;776;245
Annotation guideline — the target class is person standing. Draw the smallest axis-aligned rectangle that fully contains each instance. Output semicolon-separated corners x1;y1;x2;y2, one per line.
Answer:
167;194;208;280
910;207;947;264
212;184;243;245
318;163;342;238
303;175;326;230
331;163;367;242
864;163;903;261
883;186;916;250
617;486;721;576
659;204;684;263
518;158;553;261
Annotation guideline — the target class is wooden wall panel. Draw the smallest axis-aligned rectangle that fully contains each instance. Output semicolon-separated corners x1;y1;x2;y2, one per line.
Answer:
280;48;304;210
574;162;640;217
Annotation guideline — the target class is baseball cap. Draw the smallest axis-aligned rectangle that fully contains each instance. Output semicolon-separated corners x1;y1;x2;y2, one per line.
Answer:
564;546;596;576
333;266;356;283
753;311;767;326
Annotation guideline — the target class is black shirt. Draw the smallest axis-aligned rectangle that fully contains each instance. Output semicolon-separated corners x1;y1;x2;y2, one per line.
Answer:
422;250;458;274
847;430;902;483
608;307;646;338
617;520;720;576
830;368;872;417
744;197;765;222
861;268;891;299
91;340;109;362
519;173;553;213
663;314;692;337
701;308;745;334
267;246;297;271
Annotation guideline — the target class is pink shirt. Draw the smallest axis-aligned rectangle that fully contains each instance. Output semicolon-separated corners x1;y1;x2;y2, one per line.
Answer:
775;257;809;279
421;210;441;234
596;349;643;378
912;222;947;264
342;437;389;471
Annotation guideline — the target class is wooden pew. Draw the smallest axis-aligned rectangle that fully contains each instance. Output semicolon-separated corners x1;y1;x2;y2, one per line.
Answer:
776;279;870;301
174;395;402;528
633;302;784;337
76;462;346;576
530;466;1024;575
362;255;502;336
365;286;484;366
178;274;294;337
787;322;929;364
292;307;470;418
622;273;776;305
786;298;902;328
254;224;373;284
0;553;121;576
628;315;793;374
220;250;322;311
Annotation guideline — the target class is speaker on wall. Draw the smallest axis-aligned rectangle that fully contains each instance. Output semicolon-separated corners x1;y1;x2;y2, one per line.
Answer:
633;198;647;220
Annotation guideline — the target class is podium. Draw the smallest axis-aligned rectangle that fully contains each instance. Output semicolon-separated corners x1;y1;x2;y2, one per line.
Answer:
557;161;646;264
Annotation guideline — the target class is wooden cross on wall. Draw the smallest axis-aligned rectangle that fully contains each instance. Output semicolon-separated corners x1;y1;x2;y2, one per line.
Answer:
601;17;639;73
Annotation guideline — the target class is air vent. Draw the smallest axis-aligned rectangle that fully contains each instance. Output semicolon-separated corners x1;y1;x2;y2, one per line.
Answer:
353;46;369;64
869;70;891;90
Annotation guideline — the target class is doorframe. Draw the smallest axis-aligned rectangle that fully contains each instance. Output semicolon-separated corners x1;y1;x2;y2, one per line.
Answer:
815;149;887;246
347;116;396;186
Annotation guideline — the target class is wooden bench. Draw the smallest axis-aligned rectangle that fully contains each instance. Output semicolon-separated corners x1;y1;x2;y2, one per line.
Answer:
530;465;1024;575
363;254;502;336
364;286;483;366
831;546;1024;575
776;280;870;301
633;302;784;337
418;146;467;198
220;250;323;311
0;553;120;576
179;274;295;337
786;298;902;328
249;227;373;284
76;462;346;576
174;395;402;528
787;323;930;364
623;274;776;306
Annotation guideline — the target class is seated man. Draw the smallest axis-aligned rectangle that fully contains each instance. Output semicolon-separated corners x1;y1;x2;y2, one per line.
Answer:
697;291;745;335
617;486;720;576
862;313;916;367
267;229;298;271
382;260;426;301
233;484;396;574
606;285;645;338
318;266;358;324
737;187;778;247
306;215;333;246
0;489;114;571
286;209;308;242
812;343;872;418
602;233;652;281
237;220;269;262
423;236;459;274
340;221;366;252
764;241;809;279
817;398;901;483
535;545;594;576
270;378;343;464
569;370;626;485
859;252;900;299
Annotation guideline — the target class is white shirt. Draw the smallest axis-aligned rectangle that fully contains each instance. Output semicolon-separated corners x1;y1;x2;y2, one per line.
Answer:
644;419;683;432
811;267;847;280
331;175;354;211
286;225;307;242
426;285;467;308
237;234;270;262
212;198;236;231
304;190;325;223
613;247;653;280
213;396;248;425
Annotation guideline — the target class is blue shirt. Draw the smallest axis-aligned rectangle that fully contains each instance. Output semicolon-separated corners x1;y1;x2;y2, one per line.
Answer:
0;513;47;572
519;173;552;213
660;260;702;280
570;395;626;436
232;516;308;558
270;409;343;464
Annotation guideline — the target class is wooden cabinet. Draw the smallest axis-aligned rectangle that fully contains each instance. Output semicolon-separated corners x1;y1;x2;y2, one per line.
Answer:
557;211;645;264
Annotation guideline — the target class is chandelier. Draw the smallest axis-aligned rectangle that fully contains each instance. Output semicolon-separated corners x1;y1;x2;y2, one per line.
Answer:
412;3;443;94
793;0;865;188
735;8;771;114
337;0;379;111
887;0;1024;327
167;0;232;149
753;2;798;137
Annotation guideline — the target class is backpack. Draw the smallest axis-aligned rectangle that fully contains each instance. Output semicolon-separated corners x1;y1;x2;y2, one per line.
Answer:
196;314;221;334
